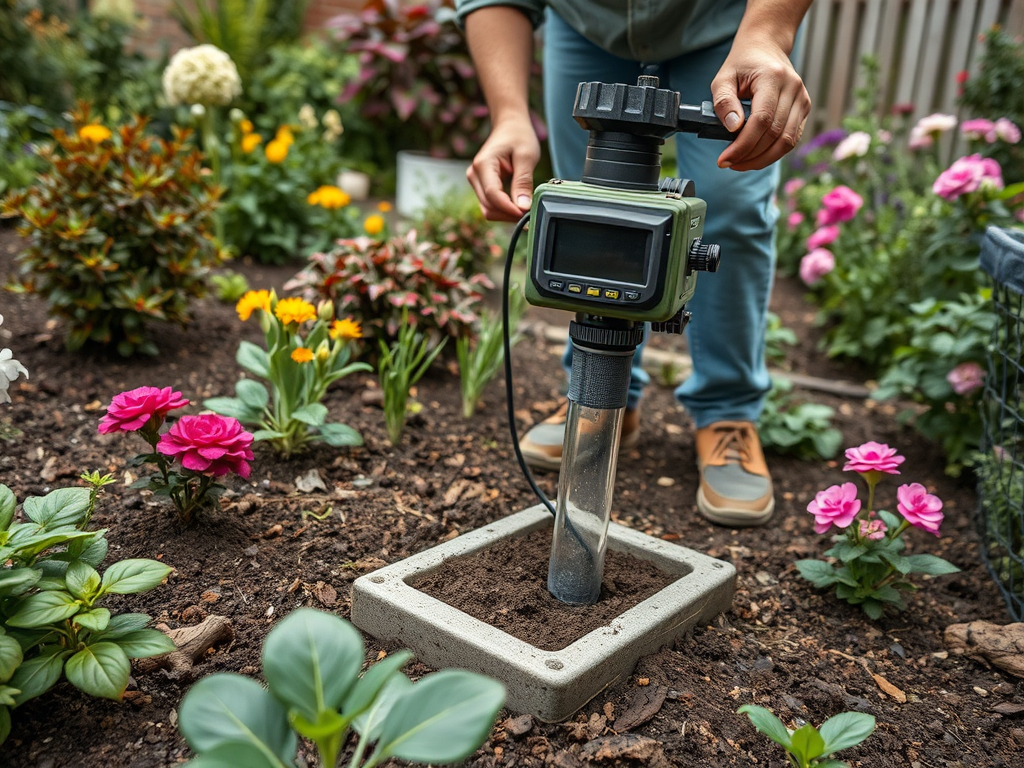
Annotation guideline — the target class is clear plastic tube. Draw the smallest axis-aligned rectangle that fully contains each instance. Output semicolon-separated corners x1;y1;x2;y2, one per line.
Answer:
547;400;623;604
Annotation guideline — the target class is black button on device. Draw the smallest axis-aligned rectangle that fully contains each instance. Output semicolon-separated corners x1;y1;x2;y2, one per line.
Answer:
624;291;640;301
549;280;564;291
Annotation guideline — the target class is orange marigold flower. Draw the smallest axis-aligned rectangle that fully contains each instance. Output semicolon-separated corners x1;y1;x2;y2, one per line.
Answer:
236;289;271;321
274;297;316;326
265;139;288;164
307;185;350;210
363;214;385;236
377;200;393;212
240;119;254;134
291;346;314;363
79;124;112;143
329;318;363;341
241;133;262;153
275;126;295;146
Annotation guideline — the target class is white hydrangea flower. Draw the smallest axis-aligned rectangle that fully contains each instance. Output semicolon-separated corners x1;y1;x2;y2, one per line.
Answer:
163;44;242;108
0;315;29;405
833;131;871;161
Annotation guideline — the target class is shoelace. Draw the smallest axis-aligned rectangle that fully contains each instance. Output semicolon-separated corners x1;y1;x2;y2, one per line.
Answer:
709;424;754;466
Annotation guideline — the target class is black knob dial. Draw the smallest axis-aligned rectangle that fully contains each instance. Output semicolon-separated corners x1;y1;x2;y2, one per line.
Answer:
688;238;721;272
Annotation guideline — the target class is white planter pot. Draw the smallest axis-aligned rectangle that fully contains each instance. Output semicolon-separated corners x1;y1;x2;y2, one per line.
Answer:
395;150;472;218
336;169;371;201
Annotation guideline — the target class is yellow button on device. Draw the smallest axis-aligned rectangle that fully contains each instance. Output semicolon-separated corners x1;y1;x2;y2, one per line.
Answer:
604;289;620;300
567;284;582;294
586;286;601;297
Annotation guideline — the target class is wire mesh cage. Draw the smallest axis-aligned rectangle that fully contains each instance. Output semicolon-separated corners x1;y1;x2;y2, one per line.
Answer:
978;227;1024;621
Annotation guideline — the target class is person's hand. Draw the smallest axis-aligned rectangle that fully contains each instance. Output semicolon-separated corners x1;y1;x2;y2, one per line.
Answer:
711;34;811;172
467;115;540;222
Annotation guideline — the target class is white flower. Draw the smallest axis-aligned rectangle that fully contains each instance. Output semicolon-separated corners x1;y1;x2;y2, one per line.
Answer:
322;109;343;141
299;104;318;130
0;348;28;405
909;113;958;148
833;131;871;160
162;44;242;108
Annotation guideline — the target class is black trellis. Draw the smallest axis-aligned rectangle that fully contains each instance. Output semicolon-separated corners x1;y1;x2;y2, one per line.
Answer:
978;227;1024;621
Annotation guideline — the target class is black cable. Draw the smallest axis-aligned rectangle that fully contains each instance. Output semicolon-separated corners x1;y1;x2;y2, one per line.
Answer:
502;213;557;517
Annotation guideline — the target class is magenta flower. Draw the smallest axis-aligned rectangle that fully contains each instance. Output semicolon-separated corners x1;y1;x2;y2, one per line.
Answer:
787;211;805;230
896;483;944;536
99;386;190;434
784;178;806;197
960;118;996;142
946;361;986;395
933;154;1004;200
816;186;863;226
799;248;836;286
843;441;905;474
157;414;254;478
808;482;862;534
806;225;840;250
859;515;888;540
994;118;1021;144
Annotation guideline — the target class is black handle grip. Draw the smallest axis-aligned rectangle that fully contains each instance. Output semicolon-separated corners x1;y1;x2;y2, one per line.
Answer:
676;100;752;141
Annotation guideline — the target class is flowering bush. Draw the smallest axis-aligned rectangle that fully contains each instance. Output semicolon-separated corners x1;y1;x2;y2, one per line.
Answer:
99;386;253;525
204;291;371;457
0;107;225;356
285;231;492;342
0;314;28;405
796;442;960;619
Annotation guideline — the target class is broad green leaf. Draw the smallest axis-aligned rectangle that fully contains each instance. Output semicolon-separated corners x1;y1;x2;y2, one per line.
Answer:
184;741;285;768
101;559;172;595
879;552;911;574
75;608;111;633
7;591;81;628
0;634;23;684
178;674;297;763
22;487;91;529
790;723;826;762
352;673;411;743
252;429;288;441
819;711;876;754
343;649;414;720
94;613;154;640
317;423;363;447
861;599;884;620
795;560;839;588
237;340;271;378
261;608;364;721
0;568;42;597
113;628;176;659
7;529;95;560
10;649;68;705
904;554;960;576
374;669;505;763
65;642;130;701
66;562;102;600
737;704;792;749
0;705;9;747
290;707;347;742
76;535;109;568
877;510;901;531
0;486;15;531
291;404;327;427
236;379;270;410
204;397;263;424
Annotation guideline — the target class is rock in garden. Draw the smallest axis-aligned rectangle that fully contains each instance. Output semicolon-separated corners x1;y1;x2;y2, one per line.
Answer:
944;621;1024;678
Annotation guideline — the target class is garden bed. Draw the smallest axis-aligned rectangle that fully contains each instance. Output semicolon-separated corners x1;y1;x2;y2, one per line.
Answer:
1;226;1021;767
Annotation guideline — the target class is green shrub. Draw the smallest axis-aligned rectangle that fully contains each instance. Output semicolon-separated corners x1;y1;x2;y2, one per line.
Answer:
758;378;842;461
0;107;225;356
413;190;503;277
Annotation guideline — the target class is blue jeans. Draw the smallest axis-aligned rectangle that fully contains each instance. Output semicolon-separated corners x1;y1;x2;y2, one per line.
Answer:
544;10;779;427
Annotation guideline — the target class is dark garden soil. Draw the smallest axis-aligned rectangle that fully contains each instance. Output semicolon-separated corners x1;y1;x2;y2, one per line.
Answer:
1;224;1022;768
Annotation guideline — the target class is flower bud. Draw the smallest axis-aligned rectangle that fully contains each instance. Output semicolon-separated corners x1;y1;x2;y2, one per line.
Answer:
229;108;245;123
317;299;335;323
190;103;206;119
315;340;332;364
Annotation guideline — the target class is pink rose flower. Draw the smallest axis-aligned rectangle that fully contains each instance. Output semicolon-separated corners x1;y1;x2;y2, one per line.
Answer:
99;386;190;434
833;131;871;161
784;178;806;197
816;186;863;226
946;361;985;395
806;225;840;250
896;483;944;536
787;211;805;230
933;154;1004;200
808;482;862;534
909;113;958;148
843;441;905;474
994;118;1021;144
799;248;835;286
960;118;996;142
859;515;888;540
157;414;254;478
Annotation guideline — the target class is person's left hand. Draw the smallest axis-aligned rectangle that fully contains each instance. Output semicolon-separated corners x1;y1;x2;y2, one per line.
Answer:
711;34;811;172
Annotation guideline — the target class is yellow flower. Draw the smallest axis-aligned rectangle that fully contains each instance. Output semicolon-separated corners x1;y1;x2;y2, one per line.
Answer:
240;119;254;134
307;185;350;210
291;346;314;363
79;124;112;143
329;318;363;341
363;214;385;236
377;201;393;212
265;139;289;164
236;289;271;321
274;297;317;326
275;126;295;146
241;133;262;153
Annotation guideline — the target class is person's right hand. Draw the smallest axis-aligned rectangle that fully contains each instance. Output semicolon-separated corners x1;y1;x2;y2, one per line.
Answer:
467;114;540;222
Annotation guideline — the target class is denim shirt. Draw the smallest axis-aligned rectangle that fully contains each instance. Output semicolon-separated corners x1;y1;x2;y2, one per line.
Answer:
454;0;747;62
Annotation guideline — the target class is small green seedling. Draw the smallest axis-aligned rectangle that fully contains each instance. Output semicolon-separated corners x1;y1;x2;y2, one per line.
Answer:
738;705;875;768
378;309;446;445
210;271;251;304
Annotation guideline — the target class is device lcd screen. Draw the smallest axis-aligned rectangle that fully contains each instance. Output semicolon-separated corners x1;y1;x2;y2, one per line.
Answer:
549;219;649;285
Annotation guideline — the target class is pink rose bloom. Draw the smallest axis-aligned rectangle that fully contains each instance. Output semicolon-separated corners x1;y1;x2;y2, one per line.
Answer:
99;386;190;434
806;225;840;250
816;186;863;226
787;211;805;230
947;361;985;395
799;248;835;286
157;414;254;478
960;118;996;141
909;113;958;147
843;441;905;474
784;178;806;197
833;131;871;161
859;516;888;540
934;154;1004;200
896;483;944;536
994;118;1021;144
808;482;862;534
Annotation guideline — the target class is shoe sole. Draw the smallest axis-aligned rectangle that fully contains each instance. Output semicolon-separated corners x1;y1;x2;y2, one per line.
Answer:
696;487;775;527
521;429;642;473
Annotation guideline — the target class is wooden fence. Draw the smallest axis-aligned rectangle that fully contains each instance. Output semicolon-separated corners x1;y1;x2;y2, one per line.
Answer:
796;0;1024;134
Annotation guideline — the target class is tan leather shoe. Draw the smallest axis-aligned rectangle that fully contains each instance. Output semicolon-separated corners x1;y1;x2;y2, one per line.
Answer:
519;400;641;472
695;420;774;527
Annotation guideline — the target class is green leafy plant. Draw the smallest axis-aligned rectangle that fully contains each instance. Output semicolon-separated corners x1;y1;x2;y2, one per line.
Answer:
171;0;277;84
974;443;1024;603
205;291;371;457
796;441;960;619
378;310;446;445
0;101;56;196
0;477;175;746
210;270;251;303
765;310;798;365
457;292;524;419
413;190;504;277
0;106;225;356
738;705;875;768
758;378;842;460
178;607;504;768
286;231;491;342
